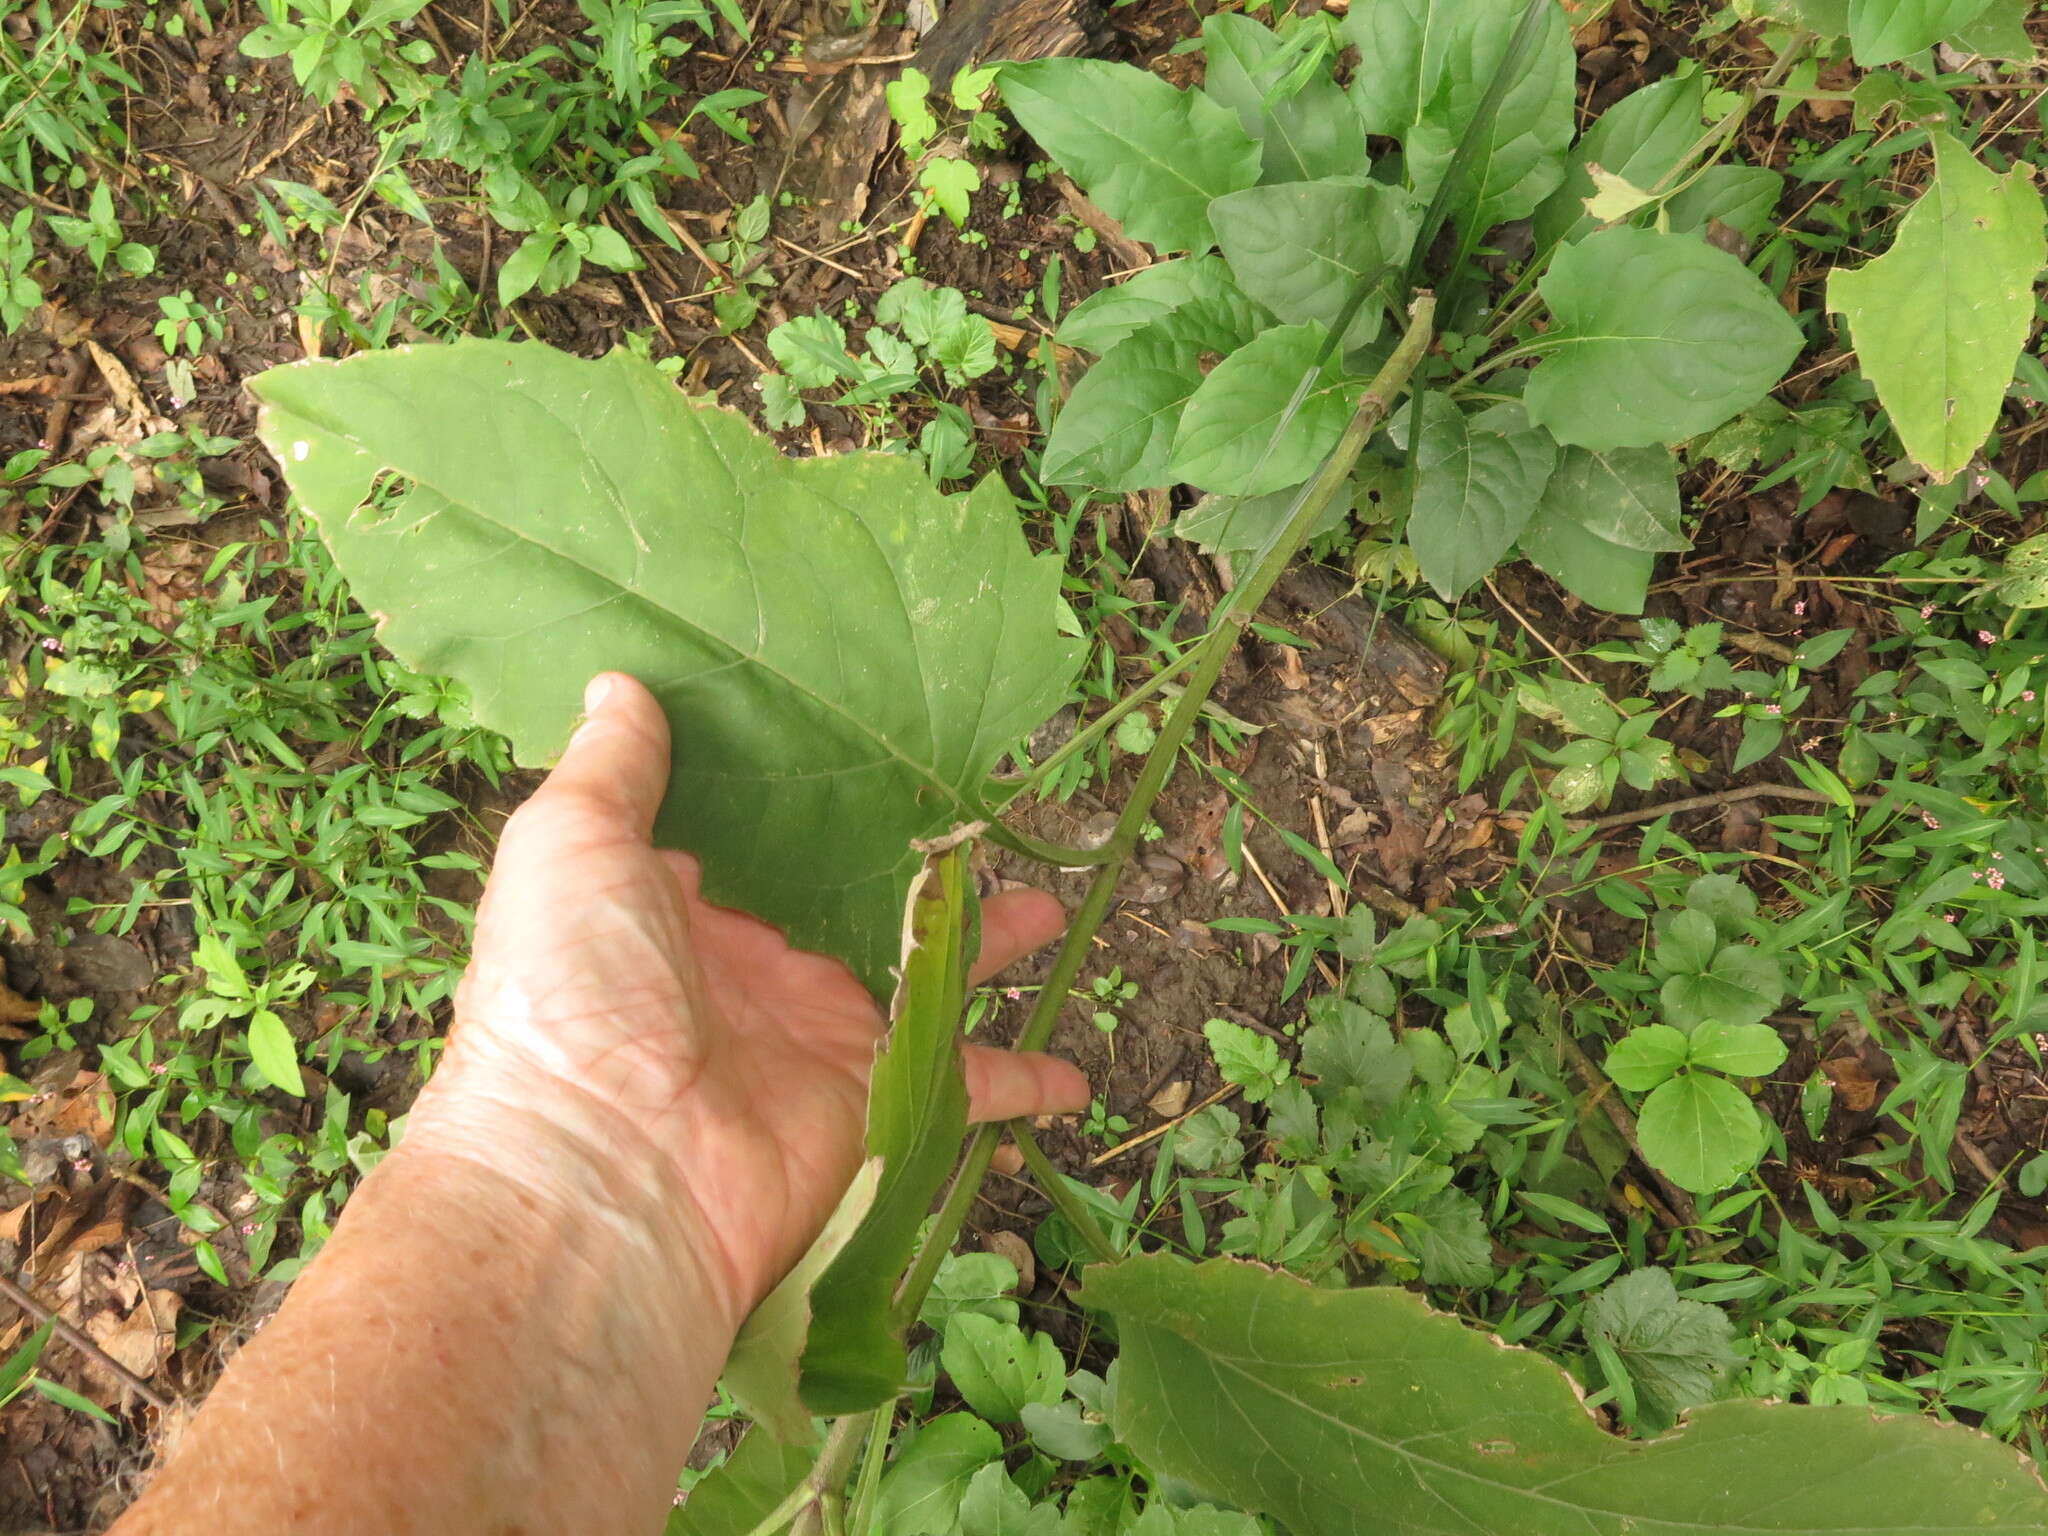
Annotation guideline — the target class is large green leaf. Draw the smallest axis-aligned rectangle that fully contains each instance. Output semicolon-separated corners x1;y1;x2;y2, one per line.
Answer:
1201;13;1370;185
1083;1254;2048;1534
1533;73;1705;250
251;341;1078;999
1041;332;1206;490
1406;397;1556;599
1528;228;1802;450
1538;444;1686;552
799;855;976;1413
1848;0;1996;64
1665;165;1784;240
1210;179;1418;349
1168;322;1359;496
1346;0;1575;237
1000;59;1260;253
1826;130;2046;483
1054;257;1262;357
1519;503;1653;614
874;1414;1004;1536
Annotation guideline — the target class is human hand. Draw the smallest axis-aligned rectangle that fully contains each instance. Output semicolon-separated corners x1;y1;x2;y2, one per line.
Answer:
425;672;1089;1319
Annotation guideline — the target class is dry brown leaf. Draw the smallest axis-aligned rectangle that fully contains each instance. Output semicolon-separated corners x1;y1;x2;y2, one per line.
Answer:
1147;1080;1192;1119
85;1289;182;1395
1822;1054;1881;1113
0;979;39;1025
982;1229;1035;1295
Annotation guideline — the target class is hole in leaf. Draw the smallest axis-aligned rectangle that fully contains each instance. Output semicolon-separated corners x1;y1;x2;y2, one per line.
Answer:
354;469;417;526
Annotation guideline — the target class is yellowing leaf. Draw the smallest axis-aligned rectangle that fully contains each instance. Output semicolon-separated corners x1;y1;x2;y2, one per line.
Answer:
1582;164;1656;223
1827;131;2046;483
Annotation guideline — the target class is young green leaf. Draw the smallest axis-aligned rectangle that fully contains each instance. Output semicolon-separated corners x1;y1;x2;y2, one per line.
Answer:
1528;229;1802;450
1665;165;1785;240
1299;999;1411;1106
1406;395;1557;598
1200;13;1370;184
940;1313;1067;1423
1602;1024;1690;1092
766;314;856;389
1346;0;1575;237
1686;1020;1789;1079
919;158;981;229
251;341;1078;998
1637;1072;1767;1192
245;1008;305;1097
1848;0;1996;64
1826;130;2046;483
1084;1255;2048;1534
1041;332;1205;490
1203;1017;1290;1104
956;1464;1064;1536
1209;179;1418;348
999;59;1261;253
1534;73;1704;250
1168;322;1359;496
1583;1269;1741;1434
1660;943;1784;1031
873;1414;1003;1536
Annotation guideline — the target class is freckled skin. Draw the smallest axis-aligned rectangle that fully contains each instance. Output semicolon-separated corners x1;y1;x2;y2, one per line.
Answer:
108;673;1086;1536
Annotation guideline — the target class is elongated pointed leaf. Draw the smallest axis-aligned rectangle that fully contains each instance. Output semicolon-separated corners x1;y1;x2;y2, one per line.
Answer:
250;341;1078;997
800;855;976;1413
1210;180;1418;349
1169;323;1359;496
1406;396;1556;598
1665;165;1784;239
1083;1254;2048;1535
1346;0;1575;236
1827;130;2045;483
1849;0;1996;64
1534;73;1704;250
1000;59;1260;253
1201;14;1369;184
1528;229;1802;450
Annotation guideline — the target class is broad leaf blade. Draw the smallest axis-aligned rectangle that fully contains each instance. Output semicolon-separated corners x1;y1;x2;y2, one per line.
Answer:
1636;1072;1765;1193
1848;0;1996;64
1529;228;1802;450
1826;130;2046;483
1000;59;1260;253
1054;257;1261;357
1406;396;1556;598
1519;502;1653;613
1201;13;1370;184
1168;323;1359;496
1346;0;1575;236
1083;1254;2048;1534
1539;444;1686;552
1534;73;1704;250
1210;179;1418;349
669;1426;819;1536
1041;332;1205;490
250;340;1078;998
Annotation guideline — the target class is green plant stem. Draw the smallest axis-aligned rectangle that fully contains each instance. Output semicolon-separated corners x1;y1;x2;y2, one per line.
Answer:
844;1403;894;1536
890;294;1438;1336
981;822;1116;866
1010;1120;1121;1263
778;1413;874;1536
1002;639;1208;801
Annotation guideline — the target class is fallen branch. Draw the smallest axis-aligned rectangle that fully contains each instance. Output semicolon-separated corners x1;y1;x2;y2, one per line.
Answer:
1574;782;1879;833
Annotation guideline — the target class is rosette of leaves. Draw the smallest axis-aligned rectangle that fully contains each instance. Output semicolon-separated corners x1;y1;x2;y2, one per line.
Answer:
1000;3;1801;613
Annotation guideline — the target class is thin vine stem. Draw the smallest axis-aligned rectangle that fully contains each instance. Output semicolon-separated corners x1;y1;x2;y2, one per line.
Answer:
889;294;1439;1337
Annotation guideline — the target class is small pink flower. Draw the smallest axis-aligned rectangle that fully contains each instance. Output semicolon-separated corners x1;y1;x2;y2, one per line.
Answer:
2025;691;2037;703
239;1221;258;1235
1987;868;2007;891
1992;851;2003;860
1979;629;1998;645
1922;813;1941;829
1004;986;1023;1001
1792;600;1807;618
1765;704;1782;715
1945;913;1958;923
149;1062;167;1075
1921;604;1937;619
1970;868;1983;880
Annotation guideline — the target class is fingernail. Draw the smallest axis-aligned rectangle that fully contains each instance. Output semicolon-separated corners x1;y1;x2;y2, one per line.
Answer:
583;674;616;715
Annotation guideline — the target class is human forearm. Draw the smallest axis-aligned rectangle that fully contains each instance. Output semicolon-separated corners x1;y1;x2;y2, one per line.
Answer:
110;1074;741;1536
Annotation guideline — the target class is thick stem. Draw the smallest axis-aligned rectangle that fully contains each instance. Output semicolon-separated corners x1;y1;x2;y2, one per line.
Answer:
890;296;1439;1333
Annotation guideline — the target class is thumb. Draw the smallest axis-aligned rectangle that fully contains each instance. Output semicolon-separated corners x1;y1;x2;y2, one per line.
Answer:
517;672;674;838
